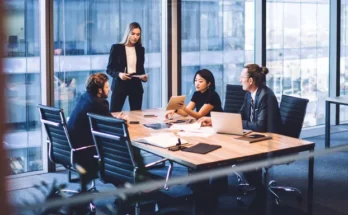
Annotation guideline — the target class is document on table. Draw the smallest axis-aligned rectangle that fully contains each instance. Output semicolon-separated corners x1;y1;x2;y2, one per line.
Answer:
134;132;188;148
169;122;201;132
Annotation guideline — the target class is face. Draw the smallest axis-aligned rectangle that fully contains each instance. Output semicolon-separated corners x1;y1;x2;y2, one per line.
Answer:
239;68;252;91
127;28;141;45
194;74;210;92
100;81;110;98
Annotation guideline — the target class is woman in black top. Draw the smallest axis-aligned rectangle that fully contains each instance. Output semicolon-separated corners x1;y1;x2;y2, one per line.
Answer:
166;69;223;119
106;22;148;112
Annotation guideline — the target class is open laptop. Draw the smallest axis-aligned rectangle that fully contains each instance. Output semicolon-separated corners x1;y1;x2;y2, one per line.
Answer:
210;112;251;135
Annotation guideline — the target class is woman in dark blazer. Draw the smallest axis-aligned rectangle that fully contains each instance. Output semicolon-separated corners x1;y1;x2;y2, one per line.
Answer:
106;22;148;112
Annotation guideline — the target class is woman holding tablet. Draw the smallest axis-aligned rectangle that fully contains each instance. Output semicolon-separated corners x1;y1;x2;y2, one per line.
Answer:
165;69;223;119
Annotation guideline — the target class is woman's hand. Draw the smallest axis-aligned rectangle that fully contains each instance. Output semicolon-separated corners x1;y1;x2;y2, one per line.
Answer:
177;102;186;111
198;117;212;127
118;72;131;80
140;74;148;81
165;110;176;119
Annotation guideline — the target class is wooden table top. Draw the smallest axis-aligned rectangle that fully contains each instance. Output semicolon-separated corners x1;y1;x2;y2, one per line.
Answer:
113;109;315;170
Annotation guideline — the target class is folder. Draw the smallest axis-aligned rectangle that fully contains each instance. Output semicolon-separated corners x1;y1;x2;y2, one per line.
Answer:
234;134;272;143
182;143;221;154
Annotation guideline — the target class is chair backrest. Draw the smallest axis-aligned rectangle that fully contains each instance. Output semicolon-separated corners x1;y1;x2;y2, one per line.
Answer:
37;104;73;169
279;95;309;138
224;84;247;113
87;113;137;186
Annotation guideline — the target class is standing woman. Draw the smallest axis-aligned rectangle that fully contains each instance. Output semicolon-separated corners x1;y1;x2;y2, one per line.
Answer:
106;22;148;112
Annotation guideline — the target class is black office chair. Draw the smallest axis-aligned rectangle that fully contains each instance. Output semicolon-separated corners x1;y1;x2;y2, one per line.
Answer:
87;113;172;214
236;95;309;205
224;84;247;113
267;94;309;204
37;104;98;191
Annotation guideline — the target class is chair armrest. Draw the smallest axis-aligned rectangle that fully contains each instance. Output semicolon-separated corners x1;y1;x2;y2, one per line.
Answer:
73;145;95;151
145;158;167;169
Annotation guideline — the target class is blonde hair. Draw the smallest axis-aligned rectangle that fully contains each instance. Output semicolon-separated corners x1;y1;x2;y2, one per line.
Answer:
120;22;142;46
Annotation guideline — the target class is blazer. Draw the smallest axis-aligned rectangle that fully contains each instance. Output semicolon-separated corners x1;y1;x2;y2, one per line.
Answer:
67;92;112;148
239;85;282;133
106;43;145;95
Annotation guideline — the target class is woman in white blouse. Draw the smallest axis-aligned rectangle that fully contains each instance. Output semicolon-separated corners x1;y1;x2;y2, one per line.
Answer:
106;22;148;112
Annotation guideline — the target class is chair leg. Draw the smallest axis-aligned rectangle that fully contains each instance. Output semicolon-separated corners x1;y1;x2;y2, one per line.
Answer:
86;180;97;192
68;170;79;183
164;161;173;190
135;202;140;215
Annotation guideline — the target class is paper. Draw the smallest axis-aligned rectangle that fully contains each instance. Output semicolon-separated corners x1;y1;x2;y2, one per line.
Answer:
131;74;148;78
178;132;212;138
135;132;188;148
169;122;201;132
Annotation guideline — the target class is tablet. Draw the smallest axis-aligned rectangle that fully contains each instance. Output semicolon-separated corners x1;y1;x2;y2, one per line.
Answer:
166;95;186;110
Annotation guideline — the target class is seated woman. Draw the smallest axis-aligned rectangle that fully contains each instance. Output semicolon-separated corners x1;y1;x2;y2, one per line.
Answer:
166;69;223;119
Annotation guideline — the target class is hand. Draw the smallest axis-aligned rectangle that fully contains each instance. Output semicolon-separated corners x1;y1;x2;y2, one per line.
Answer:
165;110;176;119
177;102;186;111
198;117;212;127
119;72;131;80
140;74;148;81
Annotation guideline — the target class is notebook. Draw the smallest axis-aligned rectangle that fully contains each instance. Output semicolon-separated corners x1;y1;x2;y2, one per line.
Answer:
182;143;221;154
234;134;272;143
143;123;172;130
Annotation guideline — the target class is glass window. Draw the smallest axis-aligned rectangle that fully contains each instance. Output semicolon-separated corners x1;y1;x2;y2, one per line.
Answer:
4;0;42;175
53;0;163;117
266;0;329;127
181;0;255;104
341;0;348;122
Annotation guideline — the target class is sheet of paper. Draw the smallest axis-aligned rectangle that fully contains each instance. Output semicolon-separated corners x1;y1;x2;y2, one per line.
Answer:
169;122;201;132
131;74;148;78
135;132;187;148
177;131;213;138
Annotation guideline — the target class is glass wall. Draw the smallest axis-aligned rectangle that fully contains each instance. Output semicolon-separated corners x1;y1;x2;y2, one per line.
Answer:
53;0;163;117
4;0;42;175
341;0;348;122
266;0;329;127
181;0;254;105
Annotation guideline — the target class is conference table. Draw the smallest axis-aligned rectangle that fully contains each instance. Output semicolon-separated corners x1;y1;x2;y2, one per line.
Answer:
112;108;315;214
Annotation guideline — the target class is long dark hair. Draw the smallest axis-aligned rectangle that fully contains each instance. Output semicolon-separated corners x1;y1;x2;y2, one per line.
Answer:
244;64;269;88
193;69;216;91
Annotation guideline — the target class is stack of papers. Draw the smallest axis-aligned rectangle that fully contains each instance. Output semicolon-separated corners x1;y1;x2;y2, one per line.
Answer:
135;132;188;148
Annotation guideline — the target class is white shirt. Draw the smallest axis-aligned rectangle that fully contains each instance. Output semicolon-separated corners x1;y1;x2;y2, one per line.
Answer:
251;88;258;102
125;46;137;74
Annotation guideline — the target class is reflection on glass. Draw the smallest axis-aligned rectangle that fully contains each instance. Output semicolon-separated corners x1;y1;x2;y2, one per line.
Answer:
53;0;163;117
4;0;42;175
181;0;255;104
266;0;329;127
341;0;348;122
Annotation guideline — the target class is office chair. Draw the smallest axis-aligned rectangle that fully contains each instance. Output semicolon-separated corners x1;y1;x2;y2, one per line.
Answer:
87;113;173;214
266;94;309;204
37;105;98;197
236;95;309;205
224;84;247;113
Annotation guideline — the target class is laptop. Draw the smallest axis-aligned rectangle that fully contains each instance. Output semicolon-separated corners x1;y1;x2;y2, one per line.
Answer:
210;112;251;135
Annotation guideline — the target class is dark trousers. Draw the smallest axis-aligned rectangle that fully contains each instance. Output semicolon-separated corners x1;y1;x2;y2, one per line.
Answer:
110;90;143;112
244;168;267;209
